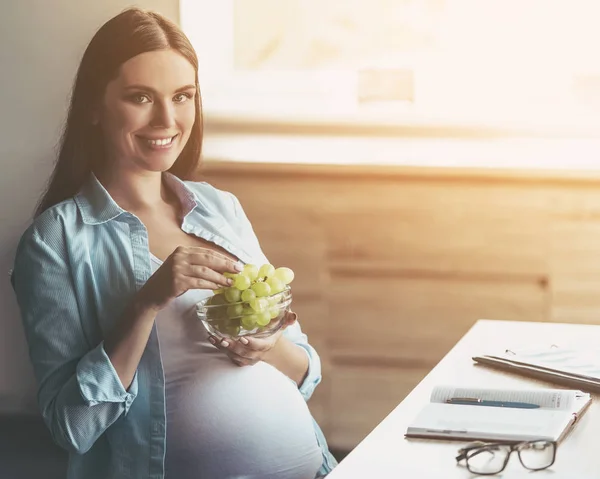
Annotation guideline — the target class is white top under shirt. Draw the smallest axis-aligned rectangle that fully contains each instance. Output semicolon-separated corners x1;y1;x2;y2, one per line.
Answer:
150;256;323;479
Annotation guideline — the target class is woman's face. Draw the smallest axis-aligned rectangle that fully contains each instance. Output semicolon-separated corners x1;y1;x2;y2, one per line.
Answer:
97;49;197;174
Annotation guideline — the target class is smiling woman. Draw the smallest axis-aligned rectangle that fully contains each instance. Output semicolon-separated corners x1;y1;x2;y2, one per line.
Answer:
34;8;203;217
11;6;336;479
93;49;197;175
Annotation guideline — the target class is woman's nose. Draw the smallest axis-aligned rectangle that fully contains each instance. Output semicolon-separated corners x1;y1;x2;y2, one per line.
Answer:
150;101;176;128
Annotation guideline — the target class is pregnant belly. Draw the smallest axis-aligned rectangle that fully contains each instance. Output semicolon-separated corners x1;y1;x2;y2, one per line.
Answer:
164;355;323;479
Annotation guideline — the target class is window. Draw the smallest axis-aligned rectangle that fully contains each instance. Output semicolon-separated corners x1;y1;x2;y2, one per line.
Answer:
181;0;600;134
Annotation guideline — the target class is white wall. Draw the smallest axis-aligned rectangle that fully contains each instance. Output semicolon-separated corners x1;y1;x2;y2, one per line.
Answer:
0;0;179;414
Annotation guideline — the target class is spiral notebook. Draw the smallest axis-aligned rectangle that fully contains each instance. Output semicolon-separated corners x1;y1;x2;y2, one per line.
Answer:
473;344;600;392
405;385;591;442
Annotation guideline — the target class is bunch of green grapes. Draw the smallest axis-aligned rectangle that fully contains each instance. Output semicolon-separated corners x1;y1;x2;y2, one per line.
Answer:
205;263;294;337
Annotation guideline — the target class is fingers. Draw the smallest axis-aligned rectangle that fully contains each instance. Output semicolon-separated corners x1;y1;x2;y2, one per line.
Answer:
186;279;223;291
275;311;297;332
237;336;273;352
283;311;298;328
209;339;257;367
185;249;243;274
172;246;243;288
205;311;297;368
207;335;264;366
185;264;233;288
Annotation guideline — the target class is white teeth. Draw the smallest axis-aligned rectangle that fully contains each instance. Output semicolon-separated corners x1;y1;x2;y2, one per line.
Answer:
146;136;174;146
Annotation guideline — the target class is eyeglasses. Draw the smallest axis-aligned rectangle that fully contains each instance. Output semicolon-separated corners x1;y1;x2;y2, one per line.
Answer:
456;440;557;475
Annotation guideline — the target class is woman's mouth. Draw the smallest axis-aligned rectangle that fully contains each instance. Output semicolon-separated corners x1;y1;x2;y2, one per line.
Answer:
139;134;178;150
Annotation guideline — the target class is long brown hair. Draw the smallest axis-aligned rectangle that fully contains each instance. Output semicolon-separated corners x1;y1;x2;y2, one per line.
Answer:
35;7;203;217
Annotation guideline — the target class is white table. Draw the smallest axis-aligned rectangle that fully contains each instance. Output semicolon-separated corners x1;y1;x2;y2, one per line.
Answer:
326;320;600;479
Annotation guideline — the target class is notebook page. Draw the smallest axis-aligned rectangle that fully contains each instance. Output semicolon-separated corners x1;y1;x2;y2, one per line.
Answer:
407;403;571;442
430;386;576;410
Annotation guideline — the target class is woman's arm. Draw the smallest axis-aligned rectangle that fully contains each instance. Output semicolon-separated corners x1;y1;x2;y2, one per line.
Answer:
103;299;157;390
105;244;240;389
12;229;142;454
262;334;309;385
279;321;323;401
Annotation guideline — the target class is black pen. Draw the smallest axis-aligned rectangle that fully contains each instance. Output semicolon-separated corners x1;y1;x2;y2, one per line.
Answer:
446;397;540;409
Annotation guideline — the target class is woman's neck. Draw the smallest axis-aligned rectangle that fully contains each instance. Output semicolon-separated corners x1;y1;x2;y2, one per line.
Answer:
95;168;175;214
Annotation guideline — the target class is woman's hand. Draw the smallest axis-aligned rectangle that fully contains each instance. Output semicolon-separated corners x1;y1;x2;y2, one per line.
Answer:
208;311;298;366
137;246;243;312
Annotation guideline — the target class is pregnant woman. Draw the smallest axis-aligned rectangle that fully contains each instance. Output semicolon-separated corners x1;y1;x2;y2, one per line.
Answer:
11;7;336;479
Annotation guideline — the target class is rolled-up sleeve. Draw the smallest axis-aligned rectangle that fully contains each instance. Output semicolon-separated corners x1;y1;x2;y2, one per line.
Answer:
11;229;137;455
77;342;138;407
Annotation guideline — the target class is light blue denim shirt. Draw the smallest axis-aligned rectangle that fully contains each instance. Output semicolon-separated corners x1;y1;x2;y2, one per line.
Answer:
11;173;337;479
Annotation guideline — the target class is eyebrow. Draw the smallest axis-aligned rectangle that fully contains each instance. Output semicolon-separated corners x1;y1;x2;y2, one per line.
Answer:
123;84;196;94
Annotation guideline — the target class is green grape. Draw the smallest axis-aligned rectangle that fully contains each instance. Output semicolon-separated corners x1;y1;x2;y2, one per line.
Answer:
224;287;242;303
258;263;275;279
210;320;228;334
256;310;271;326
226;303;244;318
249;298;269;312
233;274;251;291
223;318;241;336
251;281;271;297
241;314;258;329
266;277;285;294
225;324;241;337
269;306;280;319
223;272;237;279
243;264;259;281
207;294;227;306
213;288;226;294
274;267;295;285
241;304;255;315
241;289;256;302
207;305;227;321
267;296;279;307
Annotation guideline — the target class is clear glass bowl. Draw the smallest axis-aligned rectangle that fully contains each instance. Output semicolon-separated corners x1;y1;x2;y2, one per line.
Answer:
196;286;292;340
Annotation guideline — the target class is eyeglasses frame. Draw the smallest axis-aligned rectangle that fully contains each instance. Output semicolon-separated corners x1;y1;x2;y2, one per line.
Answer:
455;440;557;475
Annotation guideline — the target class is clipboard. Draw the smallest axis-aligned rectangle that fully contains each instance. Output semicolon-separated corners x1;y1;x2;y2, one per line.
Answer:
473;344;600;393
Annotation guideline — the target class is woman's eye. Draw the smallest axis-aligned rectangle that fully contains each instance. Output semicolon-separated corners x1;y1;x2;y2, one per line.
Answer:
130;94;151;104
174;93;193;103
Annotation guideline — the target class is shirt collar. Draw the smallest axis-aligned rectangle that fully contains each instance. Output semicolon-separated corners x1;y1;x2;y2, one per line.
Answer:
74;172;200;225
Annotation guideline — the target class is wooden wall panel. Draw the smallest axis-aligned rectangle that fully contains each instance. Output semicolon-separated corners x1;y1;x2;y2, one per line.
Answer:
245;211;329;297
550;188;600;323
328;365;429;450
205;175;330;213
324;182;550;278
550;224;600;325
328;275;548;365
551;281;600;324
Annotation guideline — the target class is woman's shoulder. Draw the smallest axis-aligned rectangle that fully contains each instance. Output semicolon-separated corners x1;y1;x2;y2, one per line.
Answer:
12;199;80;280
20;198;80;245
